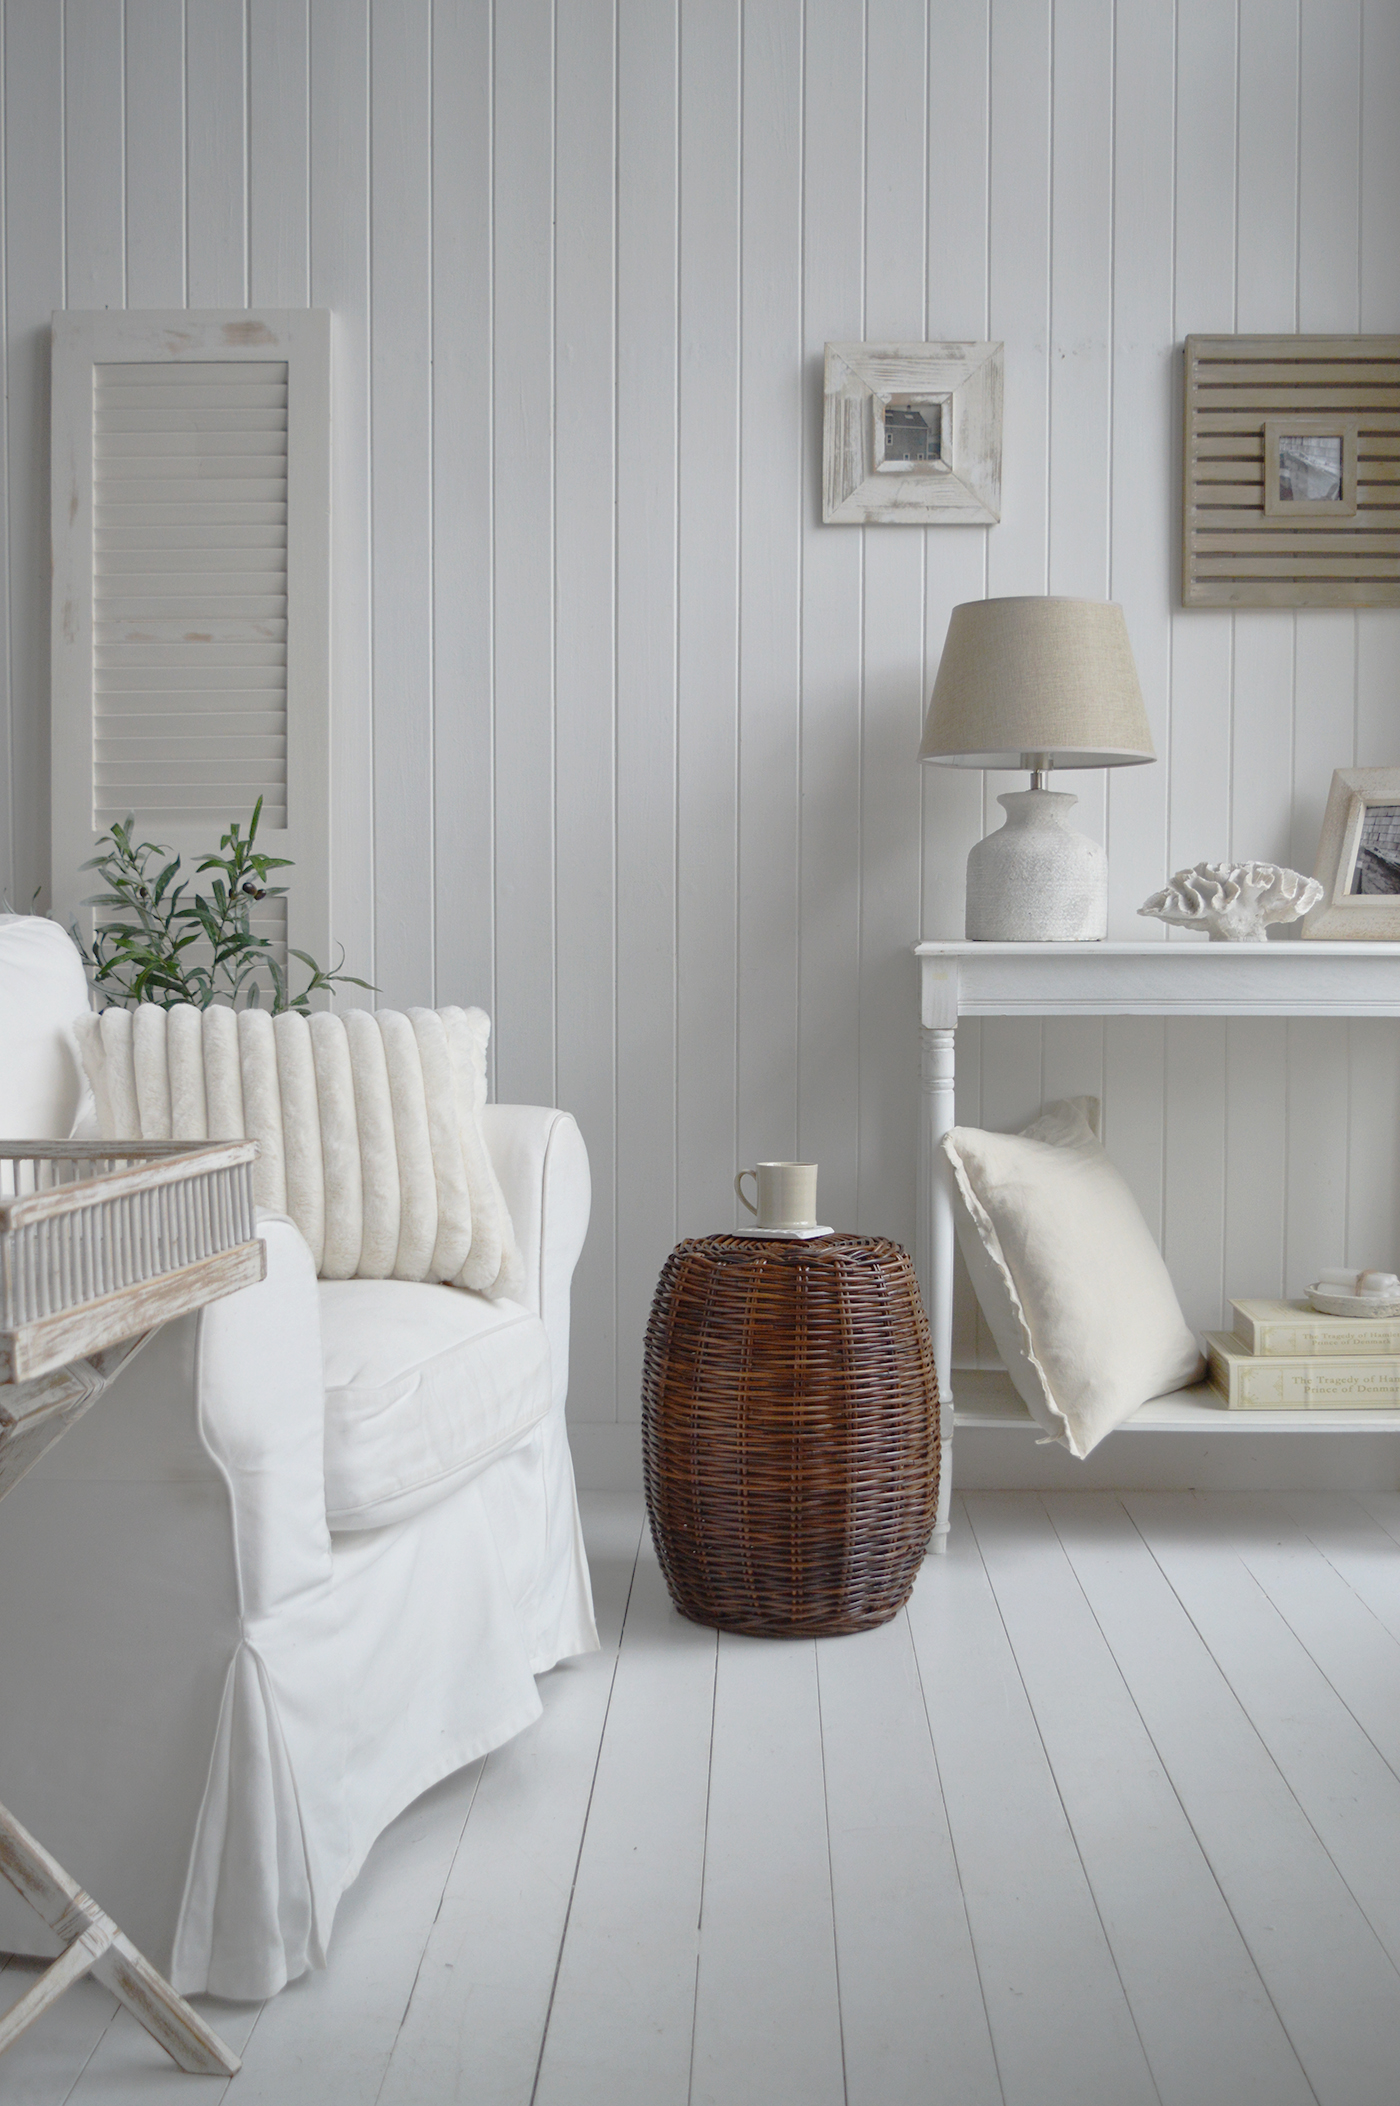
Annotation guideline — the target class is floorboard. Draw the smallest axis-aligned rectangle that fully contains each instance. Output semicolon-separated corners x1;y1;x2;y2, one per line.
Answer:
906;1499;1159;2106
531;1529;716;2106
967;1492;1314;2106
62;1994;263;2106
0;1963;118;2106
1050;1490;1400;2106
1355;1491;1400;1547
375;1498;644;2106
688;1631;845;2106
1286;1488;1400;1646
1127;1494;1400;1973
1237;1494;1400;1785
816;1603;1002;2106
221;1759;486;2106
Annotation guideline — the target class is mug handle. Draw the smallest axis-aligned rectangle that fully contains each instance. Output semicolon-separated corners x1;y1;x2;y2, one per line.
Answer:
734;1168;758;1217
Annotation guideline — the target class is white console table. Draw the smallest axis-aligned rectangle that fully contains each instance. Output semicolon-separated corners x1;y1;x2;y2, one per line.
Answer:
916;939;1400;1552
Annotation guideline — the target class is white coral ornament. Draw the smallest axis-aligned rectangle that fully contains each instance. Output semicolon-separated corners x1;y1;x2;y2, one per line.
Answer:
1138;860;1323;942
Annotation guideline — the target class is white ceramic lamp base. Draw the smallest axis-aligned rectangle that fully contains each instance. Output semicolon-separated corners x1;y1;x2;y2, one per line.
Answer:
965;788;1107;942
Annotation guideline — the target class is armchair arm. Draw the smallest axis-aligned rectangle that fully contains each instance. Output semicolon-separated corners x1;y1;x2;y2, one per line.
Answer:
19;1215;331;1619
479;1106;590;1412
194;1215;332;1615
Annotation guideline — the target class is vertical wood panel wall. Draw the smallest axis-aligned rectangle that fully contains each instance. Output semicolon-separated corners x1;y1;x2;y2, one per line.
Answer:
2;0;1398;1474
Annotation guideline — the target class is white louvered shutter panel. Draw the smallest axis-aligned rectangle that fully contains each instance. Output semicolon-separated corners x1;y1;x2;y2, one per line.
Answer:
51;310;330;980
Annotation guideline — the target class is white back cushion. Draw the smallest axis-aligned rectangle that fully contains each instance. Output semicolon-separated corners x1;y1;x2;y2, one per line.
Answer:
0;916;93;1138
74;1001;523;1299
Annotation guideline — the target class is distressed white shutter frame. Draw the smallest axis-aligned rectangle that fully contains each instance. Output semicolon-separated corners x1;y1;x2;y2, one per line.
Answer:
51;310;331;976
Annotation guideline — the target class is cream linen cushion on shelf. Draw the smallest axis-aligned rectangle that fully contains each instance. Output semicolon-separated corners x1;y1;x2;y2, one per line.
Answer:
73;1002;524;1300
942;1096;1204;1457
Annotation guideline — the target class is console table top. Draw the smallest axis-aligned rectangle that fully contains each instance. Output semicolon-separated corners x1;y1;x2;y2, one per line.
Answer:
917;937;1400;1023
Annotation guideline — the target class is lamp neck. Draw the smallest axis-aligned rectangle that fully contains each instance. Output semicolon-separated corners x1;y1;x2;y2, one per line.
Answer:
1029;766;1050;792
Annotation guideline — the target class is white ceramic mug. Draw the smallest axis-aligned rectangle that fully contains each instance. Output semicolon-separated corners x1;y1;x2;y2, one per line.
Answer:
734;1161;818;1230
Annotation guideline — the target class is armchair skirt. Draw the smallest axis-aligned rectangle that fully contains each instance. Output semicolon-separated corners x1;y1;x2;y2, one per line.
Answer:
0;1113;596;2001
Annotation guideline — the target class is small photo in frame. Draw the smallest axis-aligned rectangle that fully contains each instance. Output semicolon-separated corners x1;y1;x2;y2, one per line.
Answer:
1350;804;1400;894
1263;416;1358;519
878;396;950;471
1303;768;1400;937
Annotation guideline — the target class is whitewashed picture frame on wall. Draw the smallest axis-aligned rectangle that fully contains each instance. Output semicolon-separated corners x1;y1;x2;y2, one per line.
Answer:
822;341;1003;525
1303;767;1400;938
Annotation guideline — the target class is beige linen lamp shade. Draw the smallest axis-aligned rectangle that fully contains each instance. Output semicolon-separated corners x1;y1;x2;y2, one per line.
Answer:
920;596;1156;941
918;596;1154;769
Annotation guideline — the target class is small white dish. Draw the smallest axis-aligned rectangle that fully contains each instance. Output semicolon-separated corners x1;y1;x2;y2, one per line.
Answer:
1306;1284;1400;1319
729;1224;835;1242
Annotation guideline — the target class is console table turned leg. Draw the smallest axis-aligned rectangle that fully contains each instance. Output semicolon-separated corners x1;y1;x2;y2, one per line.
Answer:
918;1024;957;1554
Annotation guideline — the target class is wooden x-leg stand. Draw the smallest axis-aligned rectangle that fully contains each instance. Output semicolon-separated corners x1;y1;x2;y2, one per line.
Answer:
0;1342;241;2077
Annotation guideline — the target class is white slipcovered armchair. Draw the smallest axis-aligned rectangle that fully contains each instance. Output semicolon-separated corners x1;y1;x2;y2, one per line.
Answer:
0;916;596;2000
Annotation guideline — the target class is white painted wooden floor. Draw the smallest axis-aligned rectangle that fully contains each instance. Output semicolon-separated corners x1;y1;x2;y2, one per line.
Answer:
9;1488;1400;2105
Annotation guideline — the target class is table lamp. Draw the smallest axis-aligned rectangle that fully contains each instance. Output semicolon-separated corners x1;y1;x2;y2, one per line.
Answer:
918;595;1155;941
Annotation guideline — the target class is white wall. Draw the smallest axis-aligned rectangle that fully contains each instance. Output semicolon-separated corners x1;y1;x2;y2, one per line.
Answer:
2;0;1398;1483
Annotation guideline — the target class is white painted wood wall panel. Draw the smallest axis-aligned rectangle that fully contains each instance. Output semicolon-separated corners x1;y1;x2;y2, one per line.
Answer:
2;0;1399;1448
738;0;802;1207
185;0;248;307
370;0;434;1012
248;0;309;308
1104;0;1173;939
800;0;863;1233
310;0;374;1030
614;0;679;1437
430;0;494;1029
676;0;739;1249
917;0;987;963
493;0;556;1107
65;1;125;310
4;2;63;939
125;0;186;309
859;0;924;1240
555;0;620;1432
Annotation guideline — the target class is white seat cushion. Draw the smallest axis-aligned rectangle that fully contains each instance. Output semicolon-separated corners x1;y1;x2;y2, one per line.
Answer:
319;1279;552;1532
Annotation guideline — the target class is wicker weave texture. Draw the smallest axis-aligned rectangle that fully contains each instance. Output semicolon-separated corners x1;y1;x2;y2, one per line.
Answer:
641;1234;939;1637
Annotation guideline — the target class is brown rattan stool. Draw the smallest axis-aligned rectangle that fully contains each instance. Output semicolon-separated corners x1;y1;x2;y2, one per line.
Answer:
641;1233;939;1637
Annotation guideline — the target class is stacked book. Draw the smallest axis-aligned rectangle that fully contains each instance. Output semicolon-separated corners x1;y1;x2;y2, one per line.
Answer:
1206;1301;1400;1410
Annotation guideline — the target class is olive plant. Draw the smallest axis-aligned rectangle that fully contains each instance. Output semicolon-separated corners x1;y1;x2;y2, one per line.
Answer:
76;798;373;1013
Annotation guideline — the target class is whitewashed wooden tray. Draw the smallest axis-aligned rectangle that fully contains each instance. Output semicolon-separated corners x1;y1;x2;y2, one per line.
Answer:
0;1140;264;1389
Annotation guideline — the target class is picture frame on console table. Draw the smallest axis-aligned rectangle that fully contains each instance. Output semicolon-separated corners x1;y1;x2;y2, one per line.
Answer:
1304;767;1400;938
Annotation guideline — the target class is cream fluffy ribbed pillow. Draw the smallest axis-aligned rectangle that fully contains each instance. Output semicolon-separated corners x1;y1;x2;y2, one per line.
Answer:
73;1003;523;1300
941;1097;1204;1457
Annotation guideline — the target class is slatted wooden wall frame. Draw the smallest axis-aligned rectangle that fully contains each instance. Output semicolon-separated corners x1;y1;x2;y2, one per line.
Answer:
1183;334;1400;607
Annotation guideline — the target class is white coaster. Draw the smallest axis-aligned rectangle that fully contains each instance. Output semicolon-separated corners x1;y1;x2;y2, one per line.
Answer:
729;1224;835;1242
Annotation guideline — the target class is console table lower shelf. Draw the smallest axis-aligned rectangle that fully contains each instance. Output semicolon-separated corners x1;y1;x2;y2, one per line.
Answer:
951;1367;1400;1435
